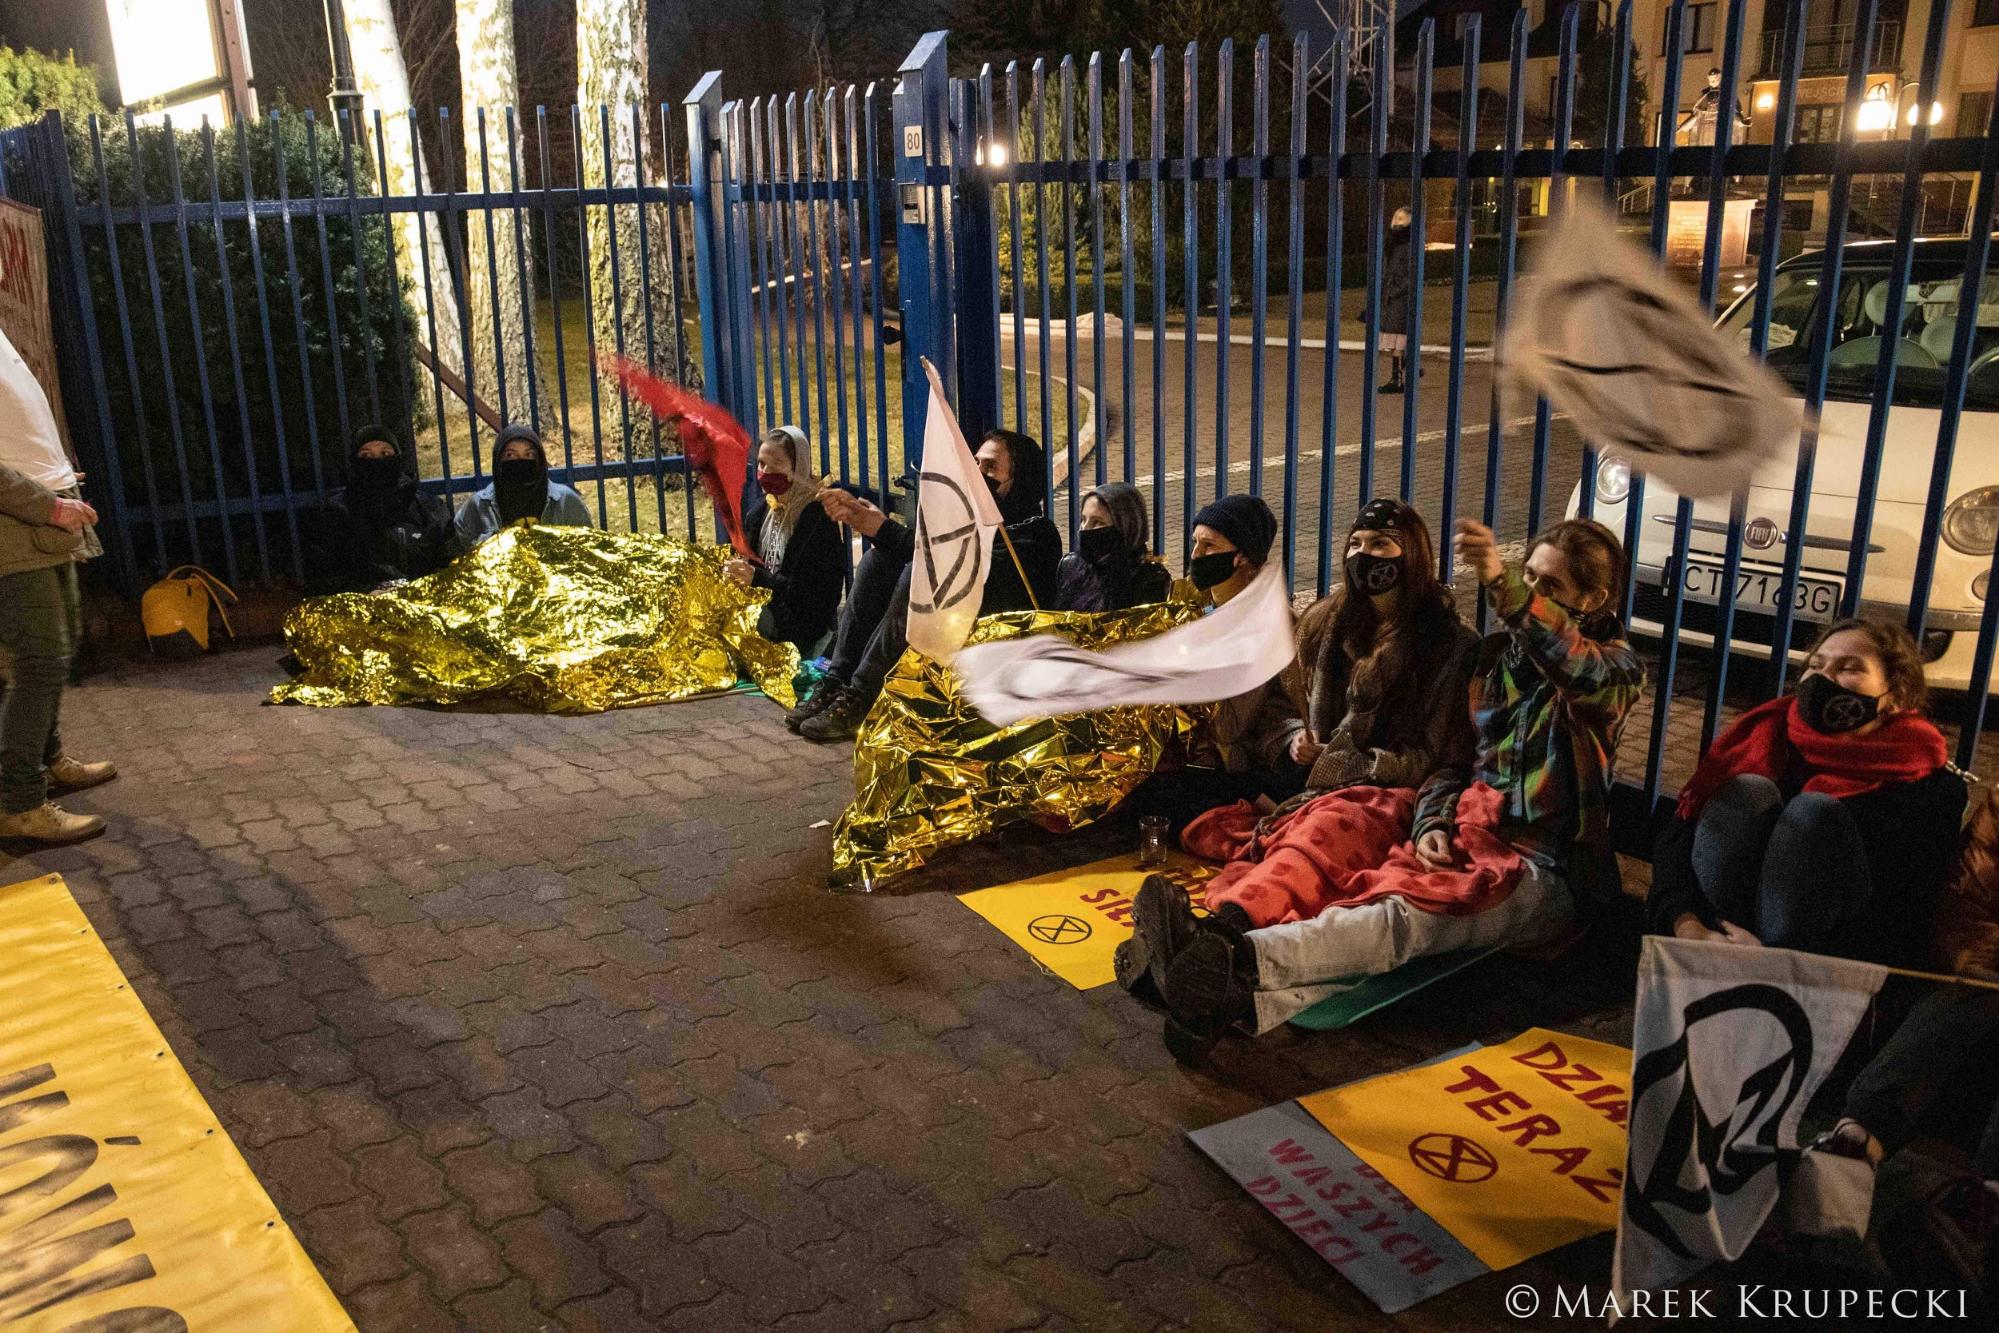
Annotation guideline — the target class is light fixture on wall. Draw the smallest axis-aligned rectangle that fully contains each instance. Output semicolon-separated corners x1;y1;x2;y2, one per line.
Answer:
1853;83;1896;134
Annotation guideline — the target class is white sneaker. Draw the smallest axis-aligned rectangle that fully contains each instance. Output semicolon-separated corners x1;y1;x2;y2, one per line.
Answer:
0;802;106;845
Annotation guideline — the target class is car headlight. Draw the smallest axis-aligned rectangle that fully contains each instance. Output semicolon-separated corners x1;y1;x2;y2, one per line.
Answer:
1943;486;1999;555
1594;456;1631;506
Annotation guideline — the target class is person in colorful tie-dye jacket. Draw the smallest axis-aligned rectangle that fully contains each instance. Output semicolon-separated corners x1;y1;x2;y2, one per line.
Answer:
1127;517;1646;1064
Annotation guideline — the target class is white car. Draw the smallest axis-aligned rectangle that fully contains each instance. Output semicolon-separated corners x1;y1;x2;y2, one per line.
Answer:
1571;237;1999;693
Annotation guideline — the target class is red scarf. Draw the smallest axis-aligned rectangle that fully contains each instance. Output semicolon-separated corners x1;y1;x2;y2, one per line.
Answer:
1676;695;1947;821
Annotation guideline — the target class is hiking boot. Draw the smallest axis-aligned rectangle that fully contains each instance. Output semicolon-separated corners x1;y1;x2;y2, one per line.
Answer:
1114;938;1168;1013
1880;1177;1999;1301
1378;378;1404;395
1130;875;1199;999
1161;925;1257;1031
1163;1013;1225;1067
784;680;842;732
47;754;117;794
798;687;872;743
0;802;106;846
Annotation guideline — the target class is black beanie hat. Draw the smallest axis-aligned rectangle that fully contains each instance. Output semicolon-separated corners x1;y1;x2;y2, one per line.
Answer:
1190;494;1277;566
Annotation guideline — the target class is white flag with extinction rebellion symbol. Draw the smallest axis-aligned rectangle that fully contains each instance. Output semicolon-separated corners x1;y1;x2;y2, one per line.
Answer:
1498;194;1802;502
905;357;1003;663
1612;936;1888;1309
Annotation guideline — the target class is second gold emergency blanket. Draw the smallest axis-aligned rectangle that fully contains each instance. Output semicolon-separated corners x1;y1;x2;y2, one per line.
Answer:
830;601;1200;888
272;523;798;712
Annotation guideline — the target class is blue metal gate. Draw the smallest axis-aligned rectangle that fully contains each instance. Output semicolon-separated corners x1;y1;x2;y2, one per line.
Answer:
8;3;1999;827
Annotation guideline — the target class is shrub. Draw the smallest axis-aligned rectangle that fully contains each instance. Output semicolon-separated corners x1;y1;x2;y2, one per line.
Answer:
67;114;417;581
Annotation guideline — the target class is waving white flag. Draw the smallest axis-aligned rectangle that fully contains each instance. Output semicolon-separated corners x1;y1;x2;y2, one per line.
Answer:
1498;195;1800;501
907;358;1004;662
952;562;1297;727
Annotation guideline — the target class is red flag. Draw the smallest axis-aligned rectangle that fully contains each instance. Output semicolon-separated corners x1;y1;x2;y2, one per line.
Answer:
600;353;758;562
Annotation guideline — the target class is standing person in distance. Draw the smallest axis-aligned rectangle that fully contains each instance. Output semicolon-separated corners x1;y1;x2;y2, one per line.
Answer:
1378;206;1417;395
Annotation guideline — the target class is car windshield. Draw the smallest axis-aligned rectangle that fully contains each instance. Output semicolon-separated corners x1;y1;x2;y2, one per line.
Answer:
1718;262;1999;411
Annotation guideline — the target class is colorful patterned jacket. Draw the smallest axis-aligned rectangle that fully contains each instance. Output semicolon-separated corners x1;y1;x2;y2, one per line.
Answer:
1413;567;1646;900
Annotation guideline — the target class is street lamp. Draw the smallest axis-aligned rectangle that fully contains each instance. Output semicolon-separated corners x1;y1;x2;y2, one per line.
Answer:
321;0;366;135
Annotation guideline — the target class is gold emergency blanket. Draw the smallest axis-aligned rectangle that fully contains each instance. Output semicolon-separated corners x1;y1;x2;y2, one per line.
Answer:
830;600;1201;888
271;523;798;712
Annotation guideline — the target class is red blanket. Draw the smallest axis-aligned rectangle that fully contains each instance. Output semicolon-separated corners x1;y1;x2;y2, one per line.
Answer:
1185;783;1526;927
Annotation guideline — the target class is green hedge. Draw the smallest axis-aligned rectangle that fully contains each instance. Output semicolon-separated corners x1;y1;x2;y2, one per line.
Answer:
68;115;417;580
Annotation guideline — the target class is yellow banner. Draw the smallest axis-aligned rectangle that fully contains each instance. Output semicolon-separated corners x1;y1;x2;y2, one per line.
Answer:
0;874;352;1330
1300;1028;1631;1270
957;854;1215;990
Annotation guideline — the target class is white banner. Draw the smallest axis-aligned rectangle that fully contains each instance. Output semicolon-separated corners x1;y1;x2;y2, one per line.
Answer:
907;358;1004;662
1498;195;1801;501
952;562;1296;727
1613;936;1887;1310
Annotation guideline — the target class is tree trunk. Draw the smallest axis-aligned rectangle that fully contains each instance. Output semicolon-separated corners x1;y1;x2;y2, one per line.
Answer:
577;0;685;441
342;0;465;380
457;0;549;429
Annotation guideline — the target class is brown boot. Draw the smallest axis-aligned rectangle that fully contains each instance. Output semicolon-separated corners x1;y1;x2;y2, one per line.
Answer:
0;802;106;845
47;754;118;795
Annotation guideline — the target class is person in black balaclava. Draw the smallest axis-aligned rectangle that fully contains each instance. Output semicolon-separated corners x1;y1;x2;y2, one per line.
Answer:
793;427;1062;744
453;423;592;552
302;424;455;594
1056;482;1170;612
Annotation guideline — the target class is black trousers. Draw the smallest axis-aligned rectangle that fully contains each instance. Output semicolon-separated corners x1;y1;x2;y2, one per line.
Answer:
826;546;911;701
1845;984;1999;1177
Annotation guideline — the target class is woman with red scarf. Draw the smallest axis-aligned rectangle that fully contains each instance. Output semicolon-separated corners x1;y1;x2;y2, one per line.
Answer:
1646;619;1968;968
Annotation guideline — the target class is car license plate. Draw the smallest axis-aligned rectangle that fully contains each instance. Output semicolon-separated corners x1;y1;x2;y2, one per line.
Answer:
1680;561;1839;622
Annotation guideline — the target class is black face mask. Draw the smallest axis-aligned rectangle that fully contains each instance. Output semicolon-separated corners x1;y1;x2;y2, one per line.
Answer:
1078;526;1121;564
1346;551;1403;596
1795;671;1883;735
985;473;1006;501
350;453;403;492
495;457;547;525
1189;550;1240;591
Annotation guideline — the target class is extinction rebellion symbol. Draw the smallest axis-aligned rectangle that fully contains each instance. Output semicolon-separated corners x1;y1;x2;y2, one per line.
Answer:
1408;1133;1499;1183
1027;914;1092;945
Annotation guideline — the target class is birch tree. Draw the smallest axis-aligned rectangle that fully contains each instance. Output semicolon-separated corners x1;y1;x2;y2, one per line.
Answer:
343;0;464;373
577;0;684;417
458;0;548;425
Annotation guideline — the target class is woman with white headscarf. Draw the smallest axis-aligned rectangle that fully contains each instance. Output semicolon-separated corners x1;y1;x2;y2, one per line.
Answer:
726;426;843;653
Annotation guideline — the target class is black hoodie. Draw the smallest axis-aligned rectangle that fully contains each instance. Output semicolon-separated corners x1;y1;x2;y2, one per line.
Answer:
977;429;1062;614
302;426;454;594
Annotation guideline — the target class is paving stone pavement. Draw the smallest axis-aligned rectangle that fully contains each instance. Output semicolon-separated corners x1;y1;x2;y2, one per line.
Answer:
2;646;1655;1331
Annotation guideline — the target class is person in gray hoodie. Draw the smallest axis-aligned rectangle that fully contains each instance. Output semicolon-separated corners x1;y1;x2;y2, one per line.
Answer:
453;424;592;551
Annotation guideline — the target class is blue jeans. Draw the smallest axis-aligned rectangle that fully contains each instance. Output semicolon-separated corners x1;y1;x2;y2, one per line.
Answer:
1692;774;1871;951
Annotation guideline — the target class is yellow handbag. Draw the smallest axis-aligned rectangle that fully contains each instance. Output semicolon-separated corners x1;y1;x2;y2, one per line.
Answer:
141;565;238;656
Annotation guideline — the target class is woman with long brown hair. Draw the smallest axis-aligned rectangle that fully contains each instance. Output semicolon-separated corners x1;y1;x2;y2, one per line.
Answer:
1123;516;1647;1064
1136;498;1481;936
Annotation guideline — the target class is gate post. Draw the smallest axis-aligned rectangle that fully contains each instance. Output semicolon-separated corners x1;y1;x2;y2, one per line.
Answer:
893;31;953;470
683;73;744;422
950;74;1001;445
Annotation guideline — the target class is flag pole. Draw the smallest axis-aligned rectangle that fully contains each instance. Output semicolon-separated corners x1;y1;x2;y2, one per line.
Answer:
995;525;1040;612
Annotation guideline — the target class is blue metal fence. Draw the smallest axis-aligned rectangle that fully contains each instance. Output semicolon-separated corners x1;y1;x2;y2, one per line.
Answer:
8;6;1999;822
